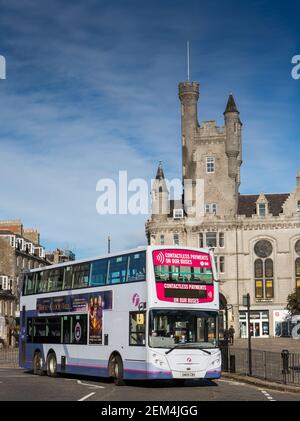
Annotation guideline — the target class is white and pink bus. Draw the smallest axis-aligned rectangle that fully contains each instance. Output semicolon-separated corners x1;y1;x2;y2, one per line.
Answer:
19;246;221;385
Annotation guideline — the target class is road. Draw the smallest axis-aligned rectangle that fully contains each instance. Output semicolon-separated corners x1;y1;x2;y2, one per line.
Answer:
0;368;299;401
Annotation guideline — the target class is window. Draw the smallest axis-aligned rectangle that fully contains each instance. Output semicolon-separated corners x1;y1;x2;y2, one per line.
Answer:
108;255;127;284
219;256;225;273
63;266;73;290
32;317;61;344
62;316;71;344
154;264;213;285
219;232;225;248
36;271;49;293
206;232;217;248
27;318;33;342
254;240;273;258
160;235;165;245
71;314;87;345
206;157;215;174
173;209;183;219
258;203;266;216
212;204;217;214
255;280;263;299
254;257;273;299
199;233;204;248
25;273;36;295
129;312;146;346
297;201;300;212
205;204;210;213
127;253;146;282
10;236;15;247
73;264;90;289
149;310;218;348
90;259;108;286
48;268;64;292
173;234;179;246
296;258;300;292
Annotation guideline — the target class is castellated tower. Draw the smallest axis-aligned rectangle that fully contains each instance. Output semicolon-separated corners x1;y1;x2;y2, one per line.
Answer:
178;82;199;182
151;162;169;220
178;82;242;217
224;94;242;187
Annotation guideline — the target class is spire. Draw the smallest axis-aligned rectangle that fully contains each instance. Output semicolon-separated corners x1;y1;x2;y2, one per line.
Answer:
224;94;239;114
155;161;165;180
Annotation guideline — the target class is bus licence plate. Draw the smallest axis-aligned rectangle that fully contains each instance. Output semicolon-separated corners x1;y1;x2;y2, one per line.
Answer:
181;372;196;377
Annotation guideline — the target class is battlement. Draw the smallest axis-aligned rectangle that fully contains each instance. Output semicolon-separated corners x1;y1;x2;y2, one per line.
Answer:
198;121;225;137
178;82;199;99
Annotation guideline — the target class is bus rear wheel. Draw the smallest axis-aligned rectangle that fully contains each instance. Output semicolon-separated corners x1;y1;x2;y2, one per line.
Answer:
33;351;44;376
47;353;57;377
110;354;125;386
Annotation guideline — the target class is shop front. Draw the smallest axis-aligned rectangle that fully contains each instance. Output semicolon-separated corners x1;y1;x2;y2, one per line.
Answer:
239;310;269;338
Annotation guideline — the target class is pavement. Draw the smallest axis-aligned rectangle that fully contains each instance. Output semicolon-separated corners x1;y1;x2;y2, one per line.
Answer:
0;367;300;401
232;338;300;353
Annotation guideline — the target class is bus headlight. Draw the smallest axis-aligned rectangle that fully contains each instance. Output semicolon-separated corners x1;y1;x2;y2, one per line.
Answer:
152;353;169;369
212;358;220;367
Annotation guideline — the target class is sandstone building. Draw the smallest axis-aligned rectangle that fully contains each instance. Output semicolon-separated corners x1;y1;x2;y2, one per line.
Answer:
146;80;300;338
0;220;48;345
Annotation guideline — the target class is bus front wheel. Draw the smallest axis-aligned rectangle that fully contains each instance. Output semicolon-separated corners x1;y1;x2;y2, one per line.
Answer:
110;354;125;386
33;351;45;376
47;352;57;377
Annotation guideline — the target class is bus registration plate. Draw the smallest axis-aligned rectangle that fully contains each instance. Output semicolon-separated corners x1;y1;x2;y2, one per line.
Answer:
181;372;196;377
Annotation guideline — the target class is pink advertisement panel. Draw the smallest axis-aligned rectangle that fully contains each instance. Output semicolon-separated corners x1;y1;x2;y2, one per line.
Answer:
153;249;211;269
153;249;214;304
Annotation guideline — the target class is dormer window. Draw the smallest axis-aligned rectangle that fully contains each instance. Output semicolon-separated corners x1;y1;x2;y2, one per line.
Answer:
256;194;268;216
173;209;183;219
258;203;266;216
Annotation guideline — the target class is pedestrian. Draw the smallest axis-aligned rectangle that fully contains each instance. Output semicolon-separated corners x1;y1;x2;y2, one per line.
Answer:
229;325;235;345
223;328;230;345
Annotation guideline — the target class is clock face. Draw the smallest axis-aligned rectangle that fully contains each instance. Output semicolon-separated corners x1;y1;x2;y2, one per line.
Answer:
254;240;273;258
295;240;300;256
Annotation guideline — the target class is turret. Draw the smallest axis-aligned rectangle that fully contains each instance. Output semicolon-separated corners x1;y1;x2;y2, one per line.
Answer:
224;94;242;182
151;162;169;219
178;82;199;181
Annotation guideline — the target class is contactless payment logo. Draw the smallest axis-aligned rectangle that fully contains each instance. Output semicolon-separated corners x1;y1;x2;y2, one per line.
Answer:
74;322;82;342
132;293;140;307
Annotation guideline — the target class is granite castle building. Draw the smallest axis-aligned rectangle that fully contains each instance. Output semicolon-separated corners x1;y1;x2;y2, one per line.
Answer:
146;80;300;338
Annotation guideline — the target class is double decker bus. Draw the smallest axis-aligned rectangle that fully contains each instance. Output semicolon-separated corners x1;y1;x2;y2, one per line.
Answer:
19;246;221;385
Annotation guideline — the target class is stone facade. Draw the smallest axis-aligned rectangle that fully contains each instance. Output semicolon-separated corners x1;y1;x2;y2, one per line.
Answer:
146;80;300;338
45;248;75;265
0;220;49;345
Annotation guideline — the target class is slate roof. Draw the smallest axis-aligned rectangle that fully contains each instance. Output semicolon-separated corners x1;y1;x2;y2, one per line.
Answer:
238;193;290;217
224;94;239;114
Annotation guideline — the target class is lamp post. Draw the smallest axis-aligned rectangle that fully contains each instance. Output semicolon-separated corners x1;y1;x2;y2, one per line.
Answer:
108;236;111;254
243;293;252;376
225;304;233;331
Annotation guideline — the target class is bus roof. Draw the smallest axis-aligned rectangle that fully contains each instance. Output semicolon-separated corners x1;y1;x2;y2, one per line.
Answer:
28;245;213;273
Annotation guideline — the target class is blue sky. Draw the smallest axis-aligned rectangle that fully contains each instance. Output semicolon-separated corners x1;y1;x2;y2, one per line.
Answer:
0;0;299;258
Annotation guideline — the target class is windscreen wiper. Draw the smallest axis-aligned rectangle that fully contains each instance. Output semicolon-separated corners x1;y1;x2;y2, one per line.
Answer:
165;345;212;355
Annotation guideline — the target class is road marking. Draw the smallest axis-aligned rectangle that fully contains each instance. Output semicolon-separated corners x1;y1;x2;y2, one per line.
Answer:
218;379;247;386
78;392;95;401
77;380;104;389
261;390;276;401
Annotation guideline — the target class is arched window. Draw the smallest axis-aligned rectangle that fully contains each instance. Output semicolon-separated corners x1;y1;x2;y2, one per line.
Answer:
254;241;274;299
296;257;300;290
265;259;274;299
254;259;263;299
254;259;263;278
